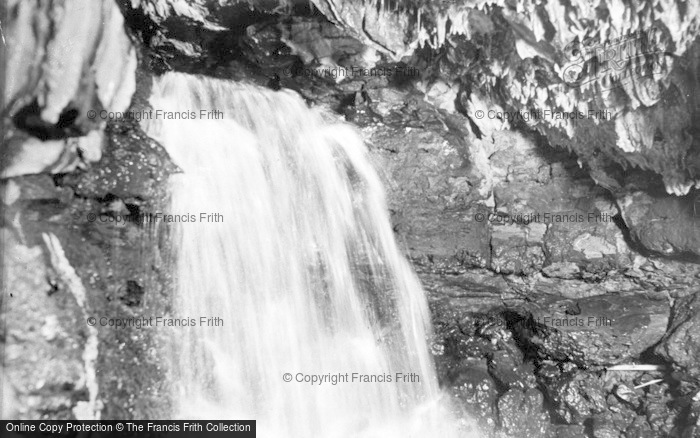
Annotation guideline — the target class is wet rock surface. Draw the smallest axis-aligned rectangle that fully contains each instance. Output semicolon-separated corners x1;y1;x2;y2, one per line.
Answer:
1;152;174;419
429;282;699;436
1;61;176;417
3;0;700;436
522;292;670;366
656;292;700;384
3;5;175;418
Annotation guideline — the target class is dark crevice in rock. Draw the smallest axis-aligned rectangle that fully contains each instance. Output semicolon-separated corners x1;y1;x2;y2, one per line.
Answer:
12;101;83;141
610;209;657;259
501;310;540;362
116;1;160;47
118;280;145;307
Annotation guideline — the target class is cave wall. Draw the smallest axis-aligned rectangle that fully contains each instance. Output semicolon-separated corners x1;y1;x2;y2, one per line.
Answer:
2;0;700;436
3;0;138;178
2;0;175;420
122;0;700;257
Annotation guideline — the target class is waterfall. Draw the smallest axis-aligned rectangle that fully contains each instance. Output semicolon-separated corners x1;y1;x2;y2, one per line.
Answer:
145;72;472;437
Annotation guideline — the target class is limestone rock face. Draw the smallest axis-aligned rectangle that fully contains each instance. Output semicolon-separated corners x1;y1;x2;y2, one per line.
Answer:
256;5;698;432
1;230;86;419
656;292;700;383
2;1;172;415
309;0;700;192
525;292;670;366
618;191;700;255
3;0;136;177
264;0;700;256
1;161;174;419
309;0;415;58
123;0;700;256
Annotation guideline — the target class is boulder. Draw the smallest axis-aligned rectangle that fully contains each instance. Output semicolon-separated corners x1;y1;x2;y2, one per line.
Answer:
526;292;670;365
655;292;700;383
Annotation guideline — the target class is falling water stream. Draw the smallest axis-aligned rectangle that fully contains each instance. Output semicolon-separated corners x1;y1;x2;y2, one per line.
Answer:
145;72;473;437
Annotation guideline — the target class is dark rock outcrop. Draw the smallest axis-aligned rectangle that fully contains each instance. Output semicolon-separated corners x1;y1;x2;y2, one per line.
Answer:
524;292;669;366
656;292;700;383
2;2;174;417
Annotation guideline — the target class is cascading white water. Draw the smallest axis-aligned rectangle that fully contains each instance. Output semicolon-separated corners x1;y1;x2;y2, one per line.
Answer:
145;72;476;437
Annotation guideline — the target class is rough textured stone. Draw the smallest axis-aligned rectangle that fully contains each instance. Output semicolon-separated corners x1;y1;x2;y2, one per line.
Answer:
2;65;175;418
525;291;670;365
1;231;85;419
655;292;700;383
618;191;700;256
5;0;136;120
1;170;172;419
4;0;137;178
552;373;608;424
1;131;105;179
295;0;700;192
496;388;551;437
58;118;177;203
125;0;700;194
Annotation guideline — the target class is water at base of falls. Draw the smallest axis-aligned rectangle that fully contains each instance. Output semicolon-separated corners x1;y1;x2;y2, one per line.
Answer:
145;72;478;437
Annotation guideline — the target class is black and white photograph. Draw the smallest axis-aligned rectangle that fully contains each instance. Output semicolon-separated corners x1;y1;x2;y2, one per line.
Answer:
1;0;699;436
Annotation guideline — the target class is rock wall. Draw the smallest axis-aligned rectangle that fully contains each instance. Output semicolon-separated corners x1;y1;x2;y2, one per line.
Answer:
125;0;700;257
351;76;700;437
3;0;138;178
2;0;175;420
2;0;699;436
